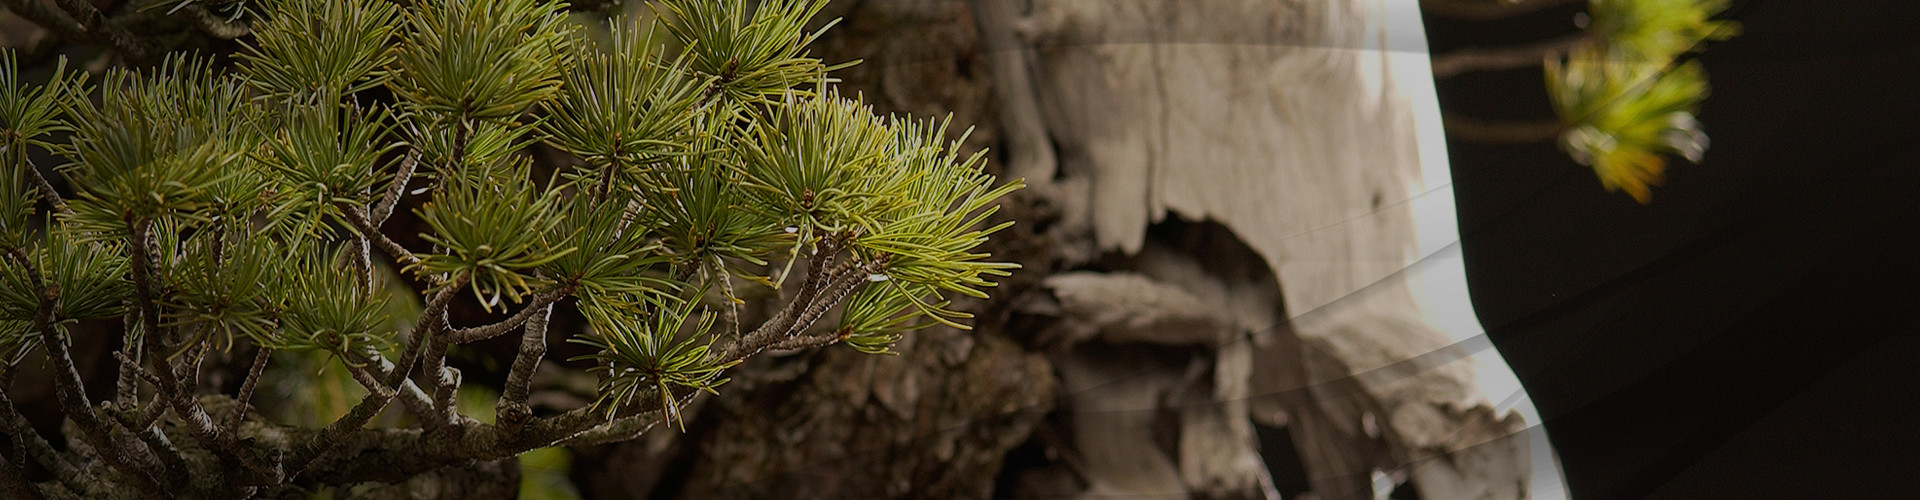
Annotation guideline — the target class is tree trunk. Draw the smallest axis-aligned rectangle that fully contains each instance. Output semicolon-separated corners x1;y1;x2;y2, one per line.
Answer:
575;1;1535;500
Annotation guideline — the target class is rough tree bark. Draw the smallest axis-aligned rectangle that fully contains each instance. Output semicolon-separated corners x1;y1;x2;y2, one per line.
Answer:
576;1;1533;500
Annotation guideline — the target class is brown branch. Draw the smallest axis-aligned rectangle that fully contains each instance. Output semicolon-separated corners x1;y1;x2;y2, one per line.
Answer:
419;338;464;433
767;328;849;351
51;0;150;62
341;348;435;423
7;245;169;495
289;272;470;474
371;150;417;226
495;302;553;438
720;238;845;361
0;378;86;495
1442;115;1567;143
338;204;419;267
115;309;139;408
1431;32;1596;78
127;220;237;470
227;346;272;432
1419;0;1584;21
181;4;249;39
0;453;46;500
20;157;69;215
442;289;567;344
104;404;190;490
0;0;87;41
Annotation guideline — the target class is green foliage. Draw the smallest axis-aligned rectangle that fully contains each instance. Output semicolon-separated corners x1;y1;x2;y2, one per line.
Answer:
0;227;131;358
59;56;262;236
1588;0;1738;59
538;190;677;302
1549;53;1709;204
656;0;845;103
571;294;734;428
257;103;403;226
735;92;901;238
542;21;705;171
836;281;938;355
410;161;571;310
852;118;1022;327
240;0;402;100
1548;0;1737;203
0;0;1021;470
629;132;792;268
390;0;573;120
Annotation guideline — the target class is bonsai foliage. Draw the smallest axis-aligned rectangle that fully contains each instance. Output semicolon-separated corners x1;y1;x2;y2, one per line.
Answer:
1547;0;1737;203
0;0;1020;497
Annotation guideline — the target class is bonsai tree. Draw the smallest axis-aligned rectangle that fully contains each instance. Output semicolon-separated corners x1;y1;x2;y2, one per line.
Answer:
0;0;1021;497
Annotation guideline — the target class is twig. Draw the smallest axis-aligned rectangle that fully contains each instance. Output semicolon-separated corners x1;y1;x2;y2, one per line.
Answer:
494;301;553;438
1442;115;1567;143
767;328;848;351
721;238;843;360
338;204;419;266
5;246;167;493
104;404;190;490
51;0;151;62
442;289;568;344
288;272;469;474
0;0;87;42
418;338;462;433
0;377;86;495
340;348;435;423
1419;0;1583;21
181;4;249;39
1431;32;1596;79
227;346;272;432
116;308;140;408
128;220;237;468
370;150;417;226
21;157;70;215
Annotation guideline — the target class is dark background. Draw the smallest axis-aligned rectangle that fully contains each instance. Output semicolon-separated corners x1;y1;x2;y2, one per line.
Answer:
1428;1;1920;498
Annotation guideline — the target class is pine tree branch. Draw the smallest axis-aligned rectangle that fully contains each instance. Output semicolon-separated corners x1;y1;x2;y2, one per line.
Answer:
721;237;847;361
1443;115;1567;143
51;0;151;63
0;0;87;42
104;403;190;491
0;454;46;500
127;220;240;472
495;302;553;439
227;346;272;433
181;4;249;39
371;150;417;226
338;203;419;266
442;288;568;344
767;328;849;351
20;157;69;215
3;245;168;495
1431;32;1596;78
1419;0;1583;21
288;272;470;475
115;309;139;408
341;347;435;423
0;376;86;496
419;338;464;434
